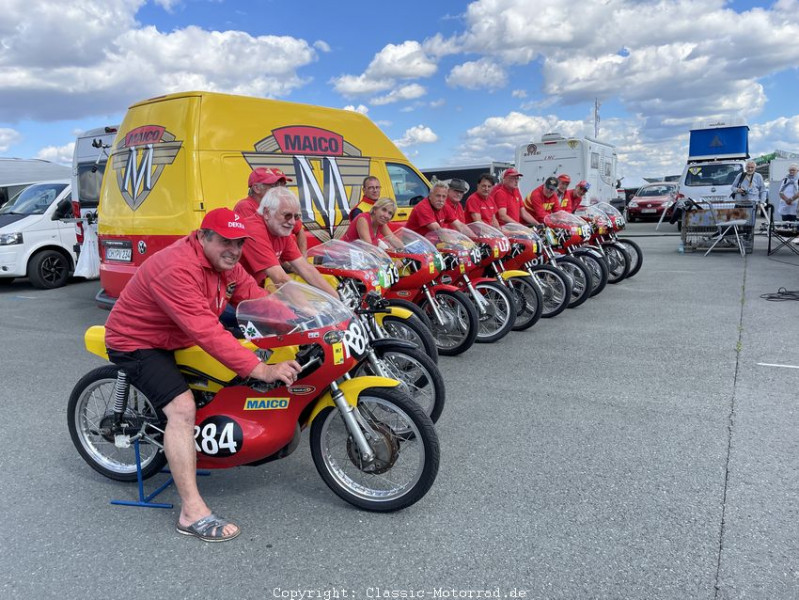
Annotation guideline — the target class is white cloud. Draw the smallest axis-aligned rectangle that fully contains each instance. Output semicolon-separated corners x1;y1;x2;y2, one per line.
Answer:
0;128;23;152
446;58;507;90
331;74;394;97
35;141;75;165
512;90;527;99
430;99;446;108
0;1;318;121
343;104;369;114
366;41;437;79
394;125;438;148
314;40;331;53
371;84;426;106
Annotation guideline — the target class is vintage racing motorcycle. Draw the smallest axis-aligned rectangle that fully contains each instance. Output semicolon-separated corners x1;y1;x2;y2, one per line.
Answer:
67;281;440;512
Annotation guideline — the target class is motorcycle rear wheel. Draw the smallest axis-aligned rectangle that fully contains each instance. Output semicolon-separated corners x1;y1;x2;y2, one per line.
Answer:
419;290;478;356
67;365;166;482
354;344;445;423
381;314;439;364
506;275;543;331
310;386;440;512
529;264;572;318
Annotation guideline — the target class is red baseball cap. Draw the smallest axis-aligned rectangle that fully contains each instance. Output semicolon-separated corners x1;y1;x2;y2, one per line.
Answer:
577;180;591;190
200;208;252;239
248;167;293;187
557;174;571;183
503;168;523;179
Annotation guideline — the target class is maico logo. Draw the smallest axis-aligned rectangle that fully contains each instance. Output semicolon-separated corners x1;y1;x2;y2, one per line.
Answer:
243;125;370;243
244;398;290;410
111;125;182;211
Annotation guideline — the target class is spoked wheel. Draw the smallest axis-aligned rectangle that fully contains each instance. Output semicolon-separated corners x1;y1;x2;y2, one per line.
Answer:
472;281;516;343
385;298;433;331
617;238;643;278
573;250;608;297
419;290;478;356
310;386;440;512
67;365;166;481
354;345;445;423
604;242;631;283
505;275;543;331
554;256;593;308
529;265;572;318
380;314;439;364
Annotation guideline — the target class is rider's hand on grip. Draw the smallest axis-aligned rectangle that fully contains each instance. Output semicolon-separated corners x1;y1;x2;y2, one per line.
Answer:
249;360;302;386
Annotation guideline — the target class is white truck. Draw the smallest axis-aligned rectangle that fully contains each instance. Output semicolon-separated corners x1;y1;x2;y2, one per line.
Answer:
514;134;620;207
677;125;748;205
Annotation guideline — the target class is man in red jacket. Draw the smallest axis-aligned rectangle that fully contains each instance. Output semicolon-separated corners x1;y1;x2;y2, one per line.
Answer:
492;168;538;225
105;207;301;543
524;176;565;222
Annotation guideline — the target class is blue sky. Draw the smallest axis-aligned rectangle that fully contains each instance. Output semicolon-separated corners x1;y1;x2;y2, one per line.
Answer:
2;0;799;187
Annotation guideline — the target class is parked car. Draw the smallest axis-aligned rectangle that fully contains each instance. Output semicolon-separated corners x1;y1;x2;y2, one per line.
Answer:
0;180;77;288
626;182;677;222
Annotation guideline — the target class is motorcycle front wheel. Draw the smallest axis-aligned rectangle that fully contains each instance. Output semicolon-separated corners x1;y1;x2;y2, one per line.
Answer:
529;264;572;318
604;242;631;283
573;250;608;297
471;281;516;343
354;344;445;423
419;290;478;356
385;298;433;331
310;386;440;512
554;256;593;308
381;314;439;364
505;275;543;331
67;365;166;482
616;238;643;278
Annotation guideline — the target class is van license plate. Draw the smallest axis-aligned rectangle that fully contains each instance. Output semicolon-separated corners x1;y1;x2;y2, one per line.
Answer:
106;248;132;262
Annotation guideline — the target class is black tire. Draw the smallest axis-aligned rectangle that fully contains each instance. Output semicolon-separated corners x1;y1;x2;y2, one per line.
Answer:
354;344;445;423
604;242;631;284
68;365;167;482
310;386;440;512
617;238;643;278
28;249;71;289
554;256;593;308
472;280;516;343
385;298;433;332
529;264;571;318
573;250;608;297
505;275;543;331
419;289;478;356
381;314;439;364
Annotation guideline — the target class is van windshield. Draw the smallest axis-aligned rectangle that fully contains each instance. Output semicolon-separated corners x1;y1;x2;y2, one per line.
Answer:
387;163;429;207
0;183;67;215
684;164;743;187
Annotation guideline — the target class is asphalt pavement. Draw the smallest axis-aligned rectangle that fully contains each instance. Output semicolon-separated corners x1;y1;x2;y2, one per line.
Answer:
0;219;797;600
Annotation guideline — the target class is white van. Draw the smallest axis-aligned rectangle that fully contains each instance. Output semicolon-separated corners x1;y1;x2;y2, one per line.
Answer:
677;160;745;205
0;180;78;288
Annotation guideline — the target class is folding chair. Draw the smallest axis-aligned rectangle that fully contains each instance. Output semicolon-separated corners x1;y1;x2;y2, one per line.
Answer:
701;201;749;257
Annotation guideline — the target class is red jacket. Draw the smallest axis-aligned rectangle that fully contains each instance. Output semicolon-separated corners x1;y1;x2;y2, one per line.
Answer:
524;185;564;221
105;233;267;377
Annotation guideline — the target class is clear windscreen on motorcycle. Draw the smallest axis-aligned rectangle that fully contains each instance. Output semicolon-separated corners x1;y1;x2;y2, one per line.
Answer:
593;202;623;219
350;239;399;286
307;239;384;272
546;211;590;228
236;280;353;340
383;227;439;255
425;228;478;253
465;221;509;243
575;204;611;227
500;222;538;242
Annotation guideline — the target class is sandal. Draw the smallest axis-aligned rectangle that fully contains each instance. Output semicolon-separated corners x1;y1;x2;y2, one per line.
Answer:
176;514;240;542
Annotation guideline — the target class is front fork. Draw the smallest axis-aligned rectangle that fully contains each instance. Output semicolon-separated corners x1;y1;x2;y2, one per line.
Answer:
328;380;376;462
461;273;490;314
421;284;447;326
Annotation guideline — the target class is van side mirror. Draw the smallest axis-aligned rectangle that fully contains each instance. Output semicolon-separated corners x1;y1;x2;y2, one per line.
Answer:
54;199;73;220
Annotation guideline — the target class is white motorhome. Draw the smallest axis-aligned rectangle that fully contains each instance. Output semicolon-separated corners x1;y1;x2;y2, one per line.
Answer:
0;158;70;208
71;125;118;246
515;134;618;205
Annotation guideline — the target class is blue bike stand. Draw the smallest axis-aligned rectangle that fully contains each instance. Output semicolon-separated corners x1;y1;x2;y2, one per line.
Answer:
110;439;209;509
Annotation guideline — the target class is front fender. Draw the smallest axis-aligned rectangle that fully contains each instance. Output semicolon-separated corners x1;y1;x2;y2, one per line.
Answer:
499;269;529;281
370;337;418;352
305;376;399;425
428;282;461;294
374;306;413;326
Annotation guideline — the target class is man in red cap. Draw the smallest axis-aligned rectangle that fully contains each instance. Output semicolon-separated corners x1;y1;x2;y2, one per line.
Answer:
491;168;538;225
349;175;383;220
105;207;301;543
567;180;591;212
236;167;307;257
555;174;572;212
524;176;565;221
241;187;339;297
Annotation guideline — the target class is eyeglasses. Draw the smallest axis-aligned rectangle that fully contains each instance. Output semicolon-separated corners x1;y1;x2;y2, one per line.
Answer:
366;185;381;190
280;212;302;221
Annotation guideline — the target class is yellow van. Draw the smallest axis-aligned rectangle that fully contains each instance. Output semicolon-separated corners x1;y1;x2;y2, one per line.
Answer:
96;90;429;305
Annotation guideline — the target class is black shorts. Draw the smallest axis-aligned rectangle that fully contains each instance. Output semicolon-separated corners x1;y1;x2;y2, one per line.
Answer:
106;348;190;410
